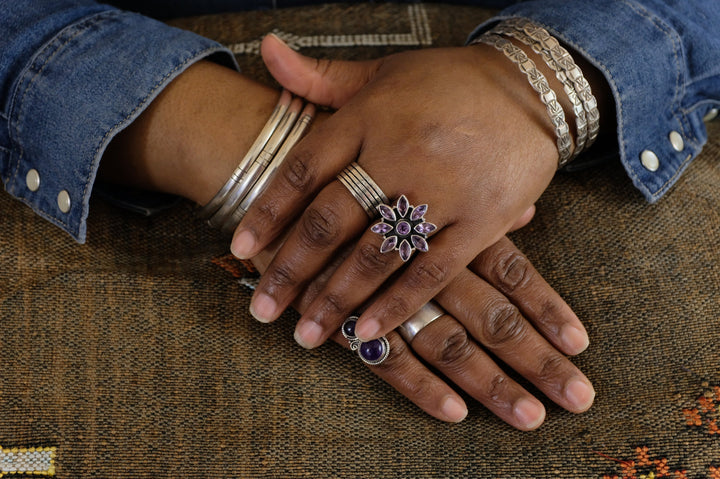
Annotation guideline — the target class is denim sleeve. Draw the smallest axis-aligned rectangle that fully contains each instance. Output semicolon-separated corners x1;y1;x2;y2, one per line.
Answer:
470;0;720;203
0;1;238;243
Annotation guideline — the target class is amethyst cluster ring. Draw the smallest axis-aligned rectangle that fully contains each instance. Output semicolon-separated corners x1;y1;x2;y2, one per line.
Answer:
342;316;390;366
371;195;437;262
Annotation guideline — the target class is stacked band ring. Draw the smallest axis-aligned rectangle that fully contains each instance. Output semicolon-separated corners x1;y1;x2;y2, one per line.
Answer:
337;162;389;218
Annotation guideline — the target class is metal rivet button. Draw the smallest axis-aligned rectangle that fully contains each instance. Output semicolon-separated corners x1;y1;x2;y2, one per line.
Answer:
57;190;71;213
669;131;684;152
640;150;659;172
26;169;40;192
703;108;718;122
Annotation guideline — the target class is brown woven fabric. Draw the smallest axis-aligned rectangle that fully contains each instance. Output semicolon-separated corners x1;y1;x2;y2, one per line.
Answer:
1;4;718;478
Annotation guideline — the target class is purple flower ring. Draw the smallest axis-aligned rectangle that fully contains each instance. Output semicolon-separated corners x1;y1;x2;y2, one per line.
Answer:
341;316;390;366
370;195;437;262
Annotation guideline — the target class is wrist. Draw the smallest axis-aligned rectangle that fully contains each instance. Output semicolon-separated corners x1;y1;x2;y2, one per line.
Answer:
100;60;279;205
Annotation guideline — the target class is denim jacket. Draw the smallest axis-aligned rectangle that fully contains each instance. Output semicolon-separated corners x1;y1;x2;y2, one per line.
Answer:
1;0;718;242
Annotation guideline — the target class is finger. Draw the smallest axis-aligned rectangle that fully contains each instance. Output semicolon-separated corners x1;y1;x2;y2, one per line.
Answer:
330;330;468;423
248;181;369;323
409;314;546;430
435;269;595;413
354;224;478;341
294;225;407;349
231;112;360;260
469;236;589;355
261;33;383;109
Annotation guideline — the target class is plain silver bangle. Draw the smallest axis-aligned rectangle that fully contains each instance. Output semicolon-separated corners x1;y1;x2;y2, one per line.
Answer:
222;103;316;233
208;97;304;230
197;90;293;220
473;33;573;166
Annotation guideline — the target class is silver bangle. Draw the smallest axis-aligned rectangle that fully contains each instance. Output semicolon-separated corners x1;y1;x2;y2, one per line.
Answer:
197;90;292;219
507;18;600;152
221;103;316;233
472;33;573;166
208;97;304;230
490;22;589;162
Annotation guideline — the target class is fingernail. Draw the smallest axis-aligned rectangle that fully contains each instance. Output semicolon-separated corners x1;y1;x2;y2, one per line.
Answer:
561;325;589;355
231;229;256;260
250;293;277;323
513;399;545;430
294;320;324;349
565;379;595;412
267;32;288;45
355;318;381;341
441;396;468;423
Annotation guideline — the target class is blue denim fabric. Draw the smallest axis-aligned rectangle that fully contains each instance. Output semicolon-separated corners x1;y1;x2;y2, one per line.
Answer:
1;1;718;242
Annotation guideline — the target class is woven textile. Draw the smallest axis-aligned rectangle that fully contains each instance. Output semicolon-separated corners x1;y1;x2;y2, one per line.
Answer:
1;4;718;478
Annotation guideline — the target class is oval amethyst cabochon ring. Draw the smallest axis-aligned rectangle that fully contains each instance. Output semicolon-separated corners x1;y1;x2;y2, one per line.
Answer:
370;195;437;262
342;316;390;366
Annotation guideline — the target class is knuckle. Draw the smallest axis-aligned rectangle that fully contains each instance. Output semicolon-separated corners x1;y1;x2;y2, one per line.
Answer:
535;354;568;386
265;263;298;291
255;201;280;225
281;151;316;193
406;259;449;292
353;243;395;277
382;294;412;320
486;373;510;402
298;205;342;249
481;300;528;348
490;249;534;295
315;292;348;320
435;326;474;367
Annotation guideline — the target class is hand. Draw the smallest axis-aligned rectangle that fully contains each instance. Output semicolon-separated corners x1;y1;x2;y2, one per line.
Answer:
232;35;563;347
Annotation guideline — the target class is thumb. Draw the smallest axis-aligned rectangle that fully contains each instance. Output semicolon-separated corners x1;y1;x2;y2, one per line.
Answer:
261;33;383;109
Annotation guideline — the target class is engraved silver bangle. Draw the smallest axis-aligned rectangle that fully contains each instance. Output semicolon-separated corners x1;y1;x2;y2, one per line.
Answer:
507;18;600;151
208;97;304;230
198;90;292;219
490;22;589;162
472;33;573;166
221;103;316;233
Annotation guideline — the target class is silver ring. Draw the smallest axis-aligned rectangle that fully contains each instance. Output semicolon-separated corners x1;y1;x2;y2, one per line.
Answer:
371;194;437;262
337;162;388;218
397;301;445;343
341;316;390;366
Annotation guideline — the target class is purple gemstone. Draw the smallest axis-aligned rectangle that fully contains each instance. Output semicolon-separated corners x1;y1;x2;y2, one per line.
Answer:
371;222;392;235
396;220;411;236
380;236;397;253
378;204;396;221
343;319;357;338
411;235;428;252
397;195;409;217
399;239;412;262
359;339;385;362
415;222;437;235
410;204;427;221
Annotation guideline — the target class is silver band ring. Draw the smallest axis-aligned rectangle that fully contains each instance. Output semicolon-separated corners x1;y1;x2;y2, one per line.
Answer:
337;162;388;218
397;301;445;343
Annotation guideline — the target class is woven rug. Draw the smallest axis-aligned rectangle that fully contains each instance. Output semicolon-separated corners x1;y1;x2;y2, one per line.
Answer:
1;3;718;478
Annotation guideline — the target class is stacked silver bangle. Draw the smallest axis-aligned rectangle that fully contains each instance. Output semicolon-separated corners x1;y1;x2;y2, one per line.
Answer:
198;90;316;234
472;19;600;169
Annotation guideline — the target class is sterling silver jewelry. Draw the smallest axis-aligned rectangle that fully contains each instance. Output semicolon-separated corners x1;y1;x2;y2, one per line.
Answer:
371;195;436;262
397;301;445;343
472;33;573;166
208;97;305;230
337;162;389;218
222;103;316;233
342;316;390;366
198;90;292;220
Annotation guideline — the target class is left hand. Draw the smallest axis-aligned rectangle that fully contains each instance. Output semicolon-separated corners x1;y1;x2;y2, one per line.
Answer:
232;34;561;344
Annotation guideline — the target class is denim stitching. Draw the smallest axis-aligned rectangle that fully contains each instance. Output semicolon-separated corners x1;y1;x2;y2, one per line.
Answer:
9;10;122;229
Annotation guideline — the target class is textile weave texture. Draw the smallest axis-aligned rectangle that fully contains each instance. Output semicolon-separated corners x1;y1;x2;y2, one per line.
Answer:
1;4;718;478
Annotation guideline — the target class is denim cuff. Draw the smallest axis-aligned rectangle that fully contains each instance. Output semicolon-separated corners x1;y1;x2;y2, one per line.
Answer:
4;9;237;243
470;0;719;203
